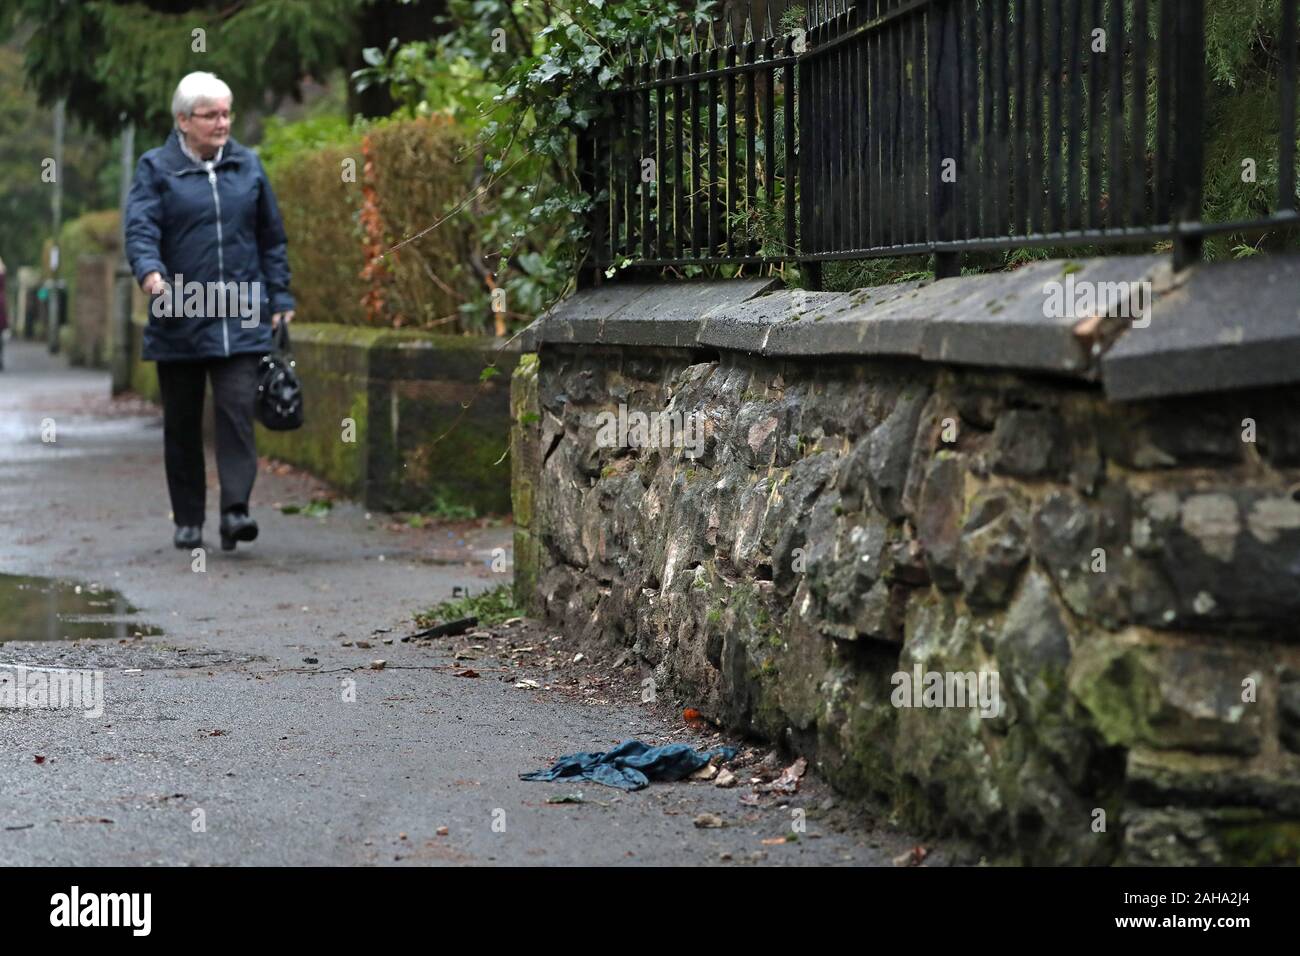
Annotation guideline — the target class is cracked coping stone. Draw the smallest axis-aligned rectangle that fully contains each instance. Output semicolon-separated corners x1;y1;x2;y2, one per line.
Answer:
1102;252;1300;401
520;254;1298;399
698;254;1167;377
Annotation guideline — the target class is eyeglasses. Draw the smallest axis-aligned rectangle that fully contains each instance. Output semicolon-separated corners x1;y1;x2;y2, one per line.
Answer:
191;110;233;123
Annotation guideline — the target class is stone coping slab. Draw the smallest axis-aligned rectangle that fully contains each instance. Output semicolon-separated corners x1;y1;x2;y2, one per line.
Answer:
1101;252;1300;401
523;254;1300;398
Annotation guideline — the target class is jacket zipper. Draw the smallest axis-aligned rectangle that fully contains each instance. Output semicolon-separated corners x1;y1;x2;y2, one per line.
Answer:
206;164;229;357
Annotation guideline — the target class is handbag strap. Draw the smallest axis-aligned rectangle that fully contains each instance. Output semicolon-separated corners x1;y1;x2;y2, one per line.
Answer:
274;319;291;353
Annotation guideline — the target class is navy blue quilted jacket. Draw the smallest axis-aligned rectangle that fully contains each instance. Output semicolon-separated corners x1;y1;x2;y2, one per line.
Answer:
125;130;294;361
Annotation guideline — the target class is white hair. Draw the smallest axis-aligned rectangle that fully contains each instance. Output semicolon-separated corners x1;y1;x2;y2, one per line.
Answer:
171;71;233;123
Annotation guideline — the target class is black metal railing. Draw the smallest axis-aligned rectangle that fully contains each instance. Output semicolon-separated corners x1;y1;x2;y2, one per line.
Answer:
581;0;1300;287
581;14;798;271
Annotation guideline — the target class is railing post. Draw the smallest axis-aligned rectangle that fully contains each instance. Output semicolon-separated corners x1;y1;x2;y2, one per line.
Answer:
576;124;602;290
797;11;822;291
929;0;961;279
1172;0;1205;271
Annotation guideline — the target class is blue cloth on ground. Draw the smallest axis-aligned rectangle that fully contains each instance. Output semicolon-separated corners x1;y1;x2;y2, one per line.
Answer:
520;739;738;791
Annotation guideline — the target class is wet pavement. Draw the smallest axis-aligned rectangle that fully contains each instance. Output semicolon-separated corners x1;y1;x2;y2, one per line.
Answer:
0;338;945;866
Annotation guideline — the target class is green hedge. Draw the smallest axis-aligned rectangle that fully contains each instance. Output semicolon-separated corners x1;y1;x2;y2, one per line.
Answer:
261;114;482;332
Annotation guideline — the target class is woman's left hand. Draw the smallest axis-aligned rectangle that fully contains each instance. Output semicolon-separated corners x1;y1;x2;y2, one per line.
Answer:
271;310;295;329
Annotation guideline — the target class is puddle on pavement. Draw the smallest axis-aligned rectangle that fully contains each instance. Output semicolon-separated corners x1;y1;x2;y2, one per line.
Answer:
0;574;164;642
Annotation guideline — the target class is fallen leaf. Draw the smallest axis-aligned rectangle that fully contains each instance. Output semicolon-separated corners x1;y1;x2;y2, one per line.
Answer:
690;764;719;782
893;845;929;867
693;813;725;829
455;669;480;678
760;756;808;794
683;707;703;721
33;755;46;765
714;769;738;788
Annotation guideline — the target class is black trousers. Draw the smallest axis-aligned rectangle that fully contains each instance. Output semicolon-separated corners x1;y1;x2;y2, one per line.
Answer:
156;354;260;527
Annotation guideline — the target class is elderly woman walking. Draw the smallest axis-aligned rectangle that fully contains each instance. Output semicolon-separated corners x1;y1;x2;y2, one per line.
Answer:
126;71;295;552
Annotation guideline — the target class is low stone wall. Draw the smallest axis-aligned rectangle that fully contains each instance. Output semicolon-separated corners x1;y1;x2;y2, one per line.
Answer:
129;317;518;515
515;262;1300;865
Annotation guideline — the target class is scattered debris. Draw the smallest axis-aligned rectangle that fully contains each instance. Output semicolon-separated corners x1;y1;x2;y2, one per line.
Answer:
520;740;737;791
404;616;478;642
761;836;790;845
738;792;761;807
690;764;719;782
693;813;725;829
369;660;387;670
893;845;929;867
355;640;372;650
302;657;319;664
455;669;480;678
546;793;585;805
436;826;449;836
514;679;540;689
33;755;46;765
572;653;584;663
714;769;738;789
759;757;807;795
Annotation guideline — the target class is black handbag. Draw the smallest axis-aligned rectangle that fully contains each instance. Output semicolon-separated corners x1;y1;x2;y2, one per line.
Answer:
255;321;304;431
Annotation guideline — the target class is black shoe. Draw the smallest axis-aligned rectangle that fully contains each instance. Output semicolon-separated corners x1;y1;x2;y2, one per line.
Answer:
174;525;203;549
220;509;259;551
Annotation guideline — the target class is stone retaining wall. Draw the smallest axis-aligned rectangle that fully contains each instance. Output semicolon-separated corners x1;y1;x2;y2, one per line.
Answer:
514;262;1300;865
129;317;518;516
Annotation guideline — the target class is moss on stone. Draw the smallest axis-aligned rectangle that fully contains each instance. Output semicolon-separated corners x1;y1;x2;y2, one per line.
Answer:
1215;817;1300;866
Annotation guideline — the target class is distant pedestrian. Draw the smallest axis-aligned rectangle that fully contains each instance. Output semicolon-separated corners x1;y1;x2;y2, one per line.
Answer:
125;71;295;552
